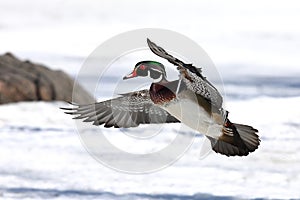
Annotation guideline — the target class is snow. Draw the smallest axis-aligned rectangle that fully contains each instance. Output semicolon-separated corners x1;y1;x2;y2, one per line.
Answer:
0;97;300;199
1;0;300;199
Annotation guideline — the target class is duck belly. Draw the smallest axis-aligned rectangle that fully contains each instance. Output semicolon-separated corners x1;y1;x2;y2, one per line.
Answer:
161;92;223;138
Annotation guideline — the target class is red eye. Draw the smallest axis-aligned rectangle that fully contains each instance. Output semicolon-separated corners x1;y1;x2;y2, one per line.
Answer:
139;65;146;70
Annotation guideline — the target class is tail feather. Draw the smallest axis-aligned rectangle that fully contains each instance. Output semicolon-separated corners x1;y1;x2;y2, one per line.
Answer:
208;120;260;157
234;123;260;152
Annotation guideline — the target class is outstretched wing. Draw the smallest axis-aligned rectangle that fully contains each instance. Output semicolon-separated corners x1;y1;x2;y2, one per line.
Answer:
147;38;223;109
61;89;180;128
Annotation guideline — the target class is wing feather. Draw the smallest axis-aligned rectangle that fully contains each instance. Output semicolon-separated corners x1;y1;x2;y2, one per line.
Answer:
61;89;180;128
147;38;223;108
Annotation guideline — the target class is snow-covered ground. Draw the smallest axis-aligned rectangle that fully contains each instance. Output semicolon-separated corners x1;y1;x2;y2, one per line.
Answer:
1;0;300;199
1;96;300;199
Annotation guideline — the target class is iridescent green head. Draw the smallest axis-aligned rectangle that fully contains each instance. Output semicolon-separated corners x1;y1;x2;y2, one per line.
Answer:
123;61;167;82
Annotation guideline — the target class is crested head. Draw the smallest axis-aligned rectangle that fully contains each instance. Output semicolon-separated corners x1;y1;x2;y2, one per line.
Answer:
123;61;167;83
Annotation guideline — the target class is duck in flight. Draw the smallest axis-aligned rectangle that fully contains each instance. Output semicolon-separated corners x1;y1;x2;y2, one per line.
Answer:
62;39;260;157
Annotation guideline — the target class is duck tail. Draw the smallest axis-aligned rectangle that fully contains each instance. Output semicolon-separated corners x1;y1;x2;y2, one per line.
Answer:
207;119;260;156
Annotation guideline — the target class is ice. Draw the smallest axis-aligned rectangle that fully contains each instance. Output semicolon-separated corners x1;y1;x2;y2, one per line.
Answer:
0;97;300;199
1;0;300;199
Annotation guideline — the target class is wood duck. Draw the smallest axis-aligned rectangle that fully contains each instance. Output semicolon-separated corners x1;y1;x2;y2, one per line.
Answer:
62;39;260;157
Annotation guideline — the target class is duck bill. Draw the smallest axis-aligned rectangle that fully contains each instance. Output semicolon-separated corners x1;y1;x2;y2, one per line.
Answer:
123;70;137;80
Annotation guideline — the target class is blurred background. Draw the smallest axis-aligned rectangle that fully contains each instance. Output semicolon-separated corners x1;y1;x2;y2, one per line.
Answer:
1;0;300;199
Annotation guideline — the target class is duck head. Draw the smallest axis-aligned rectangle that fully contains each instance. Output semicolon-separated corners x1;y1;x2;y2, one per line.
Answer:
123;61;167;83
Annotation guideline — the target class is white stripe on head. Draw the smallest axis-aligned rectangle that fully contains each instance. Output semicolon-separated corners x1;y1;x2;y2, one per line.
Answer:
150;68;162;73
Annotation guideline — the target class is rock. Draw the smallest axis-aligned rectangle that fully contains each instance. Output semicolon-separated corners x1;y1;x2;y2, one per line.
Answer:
0;53;94;104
